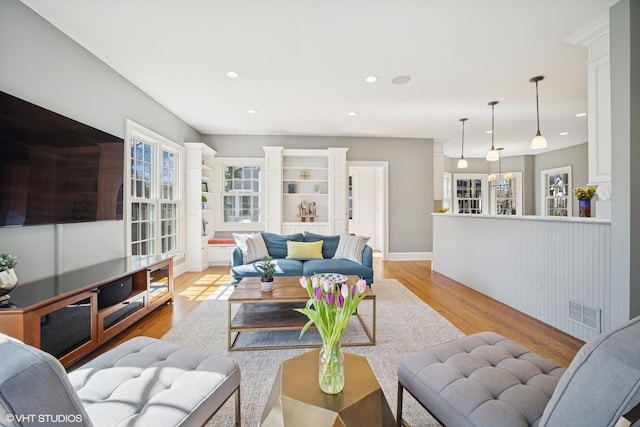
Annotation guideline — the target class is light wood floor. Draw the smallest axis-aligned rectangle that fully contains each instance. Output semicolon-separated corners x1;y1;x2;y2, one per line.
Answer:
85;257;585;368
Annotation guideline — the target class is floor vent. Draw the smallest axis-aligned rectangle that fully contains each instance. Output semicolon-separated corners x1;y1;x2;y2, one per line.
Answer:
569;300;601;332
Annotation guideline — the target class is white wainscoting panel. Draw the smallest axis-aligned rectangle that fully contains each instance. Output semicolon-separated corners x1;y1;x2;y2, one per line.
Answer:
432;214;611;341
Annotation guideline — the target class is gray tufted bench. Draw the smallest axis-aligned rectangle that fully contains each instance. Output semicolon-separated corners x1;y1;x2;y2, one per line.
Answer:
397;316;640;427
0;334;241;427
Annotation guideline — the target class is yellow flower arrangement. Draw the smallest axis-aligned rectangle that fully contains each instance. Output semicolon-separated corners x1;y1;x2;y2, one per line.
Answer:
573;186;597;201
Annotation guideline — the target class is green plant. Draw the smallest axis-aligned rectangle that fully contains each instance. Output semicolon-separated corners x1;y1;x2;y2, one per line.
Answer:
201;195;208;202
0;253;17;272
256;256;276;279
573;186;597;201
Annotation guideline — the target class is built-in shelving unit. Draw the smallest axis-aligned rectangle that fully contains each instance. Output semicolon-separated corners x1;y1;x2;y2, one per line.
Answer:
185;143;217;271
263;147;349;235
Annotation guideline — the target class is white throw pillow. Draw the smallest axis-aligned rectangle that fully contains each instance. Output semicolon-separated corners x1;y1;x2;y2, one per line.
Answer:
332;234;370;264
233;232;269;264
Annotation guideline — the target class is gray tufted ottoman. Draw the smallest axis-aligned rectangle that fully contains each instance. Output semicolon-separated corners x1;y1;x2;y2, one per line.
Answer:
397;332;564;427
0;332;241;427
68;336;241;426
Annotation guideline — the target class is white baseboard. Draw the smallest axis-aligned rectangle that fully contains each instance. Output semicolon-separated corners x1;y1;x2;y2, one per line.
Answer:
387;252;432;261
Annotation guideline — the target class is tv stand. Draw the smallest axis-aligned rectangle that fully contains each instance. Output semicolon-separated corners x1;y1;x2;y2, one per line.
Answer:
0;256;173;367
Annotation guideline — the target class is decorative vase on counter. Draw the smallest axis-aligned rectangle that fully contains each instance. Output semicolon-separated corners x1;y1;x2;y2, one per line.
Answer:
579;200;591;217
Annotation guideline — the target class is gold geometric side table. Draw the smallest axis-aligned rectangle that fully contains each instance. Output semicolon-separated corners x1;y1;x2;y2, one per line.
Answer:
260;349;395;426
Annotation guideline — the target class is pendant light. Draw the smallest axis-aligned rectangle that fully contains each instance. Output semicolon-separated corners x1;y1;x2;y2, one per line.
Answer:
457;118;469;169
486;101;499;161
530;75;548;149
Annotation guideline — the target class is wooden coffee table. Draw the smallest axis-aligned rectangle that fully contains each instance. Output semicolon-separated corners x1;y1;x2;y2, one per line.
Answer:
227;276;376;351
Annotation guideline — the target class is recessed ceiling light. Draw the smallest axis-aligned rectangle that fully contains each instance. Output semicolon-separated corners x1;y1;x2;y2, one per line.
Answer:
348;111;358;116
486;130;493;134
365;76;378;83
391;75;411;85
226;71;240;79
576;112;587;117
560;132;569;136
247;109;257;114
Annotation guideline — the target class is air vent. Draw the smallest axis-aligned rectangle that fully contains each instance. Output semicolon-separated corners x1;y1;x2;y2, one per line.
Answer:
568;299;601;332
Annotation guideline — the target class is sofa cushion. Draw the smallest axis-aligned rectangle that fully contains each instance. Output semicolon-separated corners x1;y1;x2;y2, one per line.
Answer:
286;240;324;260
232;258;304;279
304;232;340;258
303;259;373;282
261;232;304;259
333;234;370;264
68;336;240;427
232;232;269;264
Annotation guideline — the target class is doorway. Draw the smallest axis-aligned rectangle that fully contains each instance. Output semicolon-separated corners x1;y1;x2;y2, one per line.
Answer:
347;161;388;260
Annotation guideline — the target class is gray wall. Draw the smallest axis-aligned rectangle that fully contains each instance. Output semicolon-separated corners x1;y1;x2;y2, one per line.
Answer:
444;143;588;216
205;134;434;253
610;0;640;325
0;0;201;282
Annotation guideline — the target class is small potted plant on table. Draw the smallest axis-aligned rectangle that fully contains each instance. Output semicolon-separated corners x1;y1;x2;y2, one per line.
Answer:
257;256;276;292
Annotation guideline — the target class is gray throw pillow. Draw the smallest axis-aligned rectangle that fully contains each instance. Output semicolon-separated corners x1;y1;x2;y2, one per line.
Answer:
233;232;269;264
332;234;370;264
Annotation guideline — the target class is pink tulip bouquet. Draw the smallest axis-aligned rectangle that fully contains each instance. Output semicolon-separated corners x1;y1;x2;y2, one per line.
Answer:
294;275;367;393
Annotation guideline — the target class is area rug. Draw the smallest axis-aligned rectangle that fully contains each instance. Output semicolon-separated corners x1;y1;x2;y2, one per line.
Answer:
162;279;463;426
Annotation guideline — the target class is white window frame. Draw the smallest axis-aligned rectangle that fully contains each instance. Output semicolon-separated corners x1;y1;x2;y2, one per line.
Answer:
348;170;358;222
453;173;488;214
212;157;264;231
489;171;523;215
442;172;452;211
540;166;572;217
125;119;185;258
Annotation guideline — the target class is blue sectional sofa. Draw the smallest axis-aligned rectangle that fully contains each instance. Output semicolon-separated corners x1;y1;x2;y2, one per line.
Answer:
230;232;374;285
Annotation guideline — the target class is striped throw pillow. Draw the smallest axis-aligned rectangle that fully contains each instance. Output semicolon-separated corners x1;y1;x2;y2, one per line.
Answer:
332;234;370;264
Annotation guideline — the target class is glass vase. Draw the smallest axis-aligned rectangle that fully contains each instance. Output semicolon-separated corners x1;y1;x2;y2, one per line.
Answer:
319;341;344;394
579;199;591;217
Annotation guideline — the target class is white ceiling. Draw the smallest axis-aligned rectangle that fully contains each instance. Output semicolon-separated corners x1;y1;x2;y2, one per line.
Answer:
20;0;615;158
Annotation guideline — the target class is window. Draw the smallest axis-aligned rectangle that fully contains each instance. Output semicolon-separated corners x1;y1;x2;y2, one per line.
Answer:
442;172;452;211
453;174;487;214
213;159;263;229
348;173;357;220
126;120;183;257
541;166;572;217
490;172;523;215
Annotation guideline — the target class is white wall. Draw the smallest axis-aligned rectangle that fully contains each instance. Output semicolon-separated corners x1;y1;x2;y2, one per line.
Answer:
433;214;611;341
0;1;201;283
610;0;640;325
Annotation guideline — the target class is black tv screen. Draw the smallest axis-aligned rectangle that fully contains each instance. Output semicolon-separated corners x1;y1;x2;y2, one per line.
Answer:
0;91;124;227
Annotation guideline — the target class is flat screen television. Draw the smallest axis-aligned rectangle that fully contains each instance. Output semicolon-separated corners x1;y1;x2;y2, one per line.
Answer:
0;91;124;227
